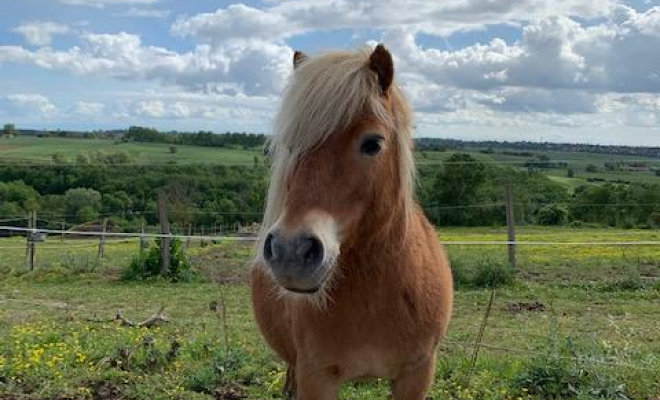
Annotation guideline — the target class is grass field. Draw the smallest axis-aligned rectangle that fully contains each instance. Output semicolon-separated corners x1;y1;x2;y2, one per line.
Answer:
1;227;659;399
0;136;262;165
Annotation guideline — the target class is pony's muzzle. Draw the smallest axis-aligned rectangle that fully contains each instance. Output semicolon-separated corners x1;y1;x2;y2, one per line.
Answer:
263;230;327;293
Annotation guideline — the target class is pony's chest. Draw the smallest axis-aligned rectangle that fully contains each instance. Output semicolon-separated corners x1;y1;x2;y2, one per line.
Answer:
328;337;431;381
302;294;434;379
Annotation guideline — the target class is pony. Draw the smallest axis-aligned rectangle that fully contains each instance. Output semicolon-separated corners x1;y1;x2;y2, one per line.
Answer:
250;44;453;400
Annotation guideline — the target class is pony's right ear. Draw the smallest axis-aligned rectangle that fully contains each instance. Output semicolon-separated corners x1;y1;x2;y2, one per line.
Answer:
293;51;309;69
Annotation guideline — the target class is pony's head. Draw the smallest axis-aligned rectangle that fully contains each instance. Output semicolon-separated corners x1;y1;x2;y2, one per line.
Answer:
260;45;415;295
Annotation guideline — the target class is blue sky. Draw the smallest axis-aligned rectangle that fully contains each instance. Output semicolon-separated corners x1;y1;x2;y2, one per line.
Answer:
0;0;659;145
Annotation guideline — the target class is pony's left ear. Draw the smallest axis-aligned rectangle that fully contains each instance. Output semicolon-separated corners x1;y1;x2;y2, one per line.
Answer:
293;51;309;69
369;44;394;95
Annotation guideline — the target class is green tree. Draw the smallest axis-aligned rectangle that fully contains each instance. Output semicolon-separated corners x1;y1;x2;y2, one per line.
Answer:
433;153;486;225
52;152;67;164
0;180;40;213
3;123;16;137
65;188;102;223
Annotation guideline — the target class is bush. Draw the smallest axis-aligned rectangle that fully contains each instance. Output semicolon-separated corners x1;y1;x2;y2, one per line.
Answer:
600;267;646;292
451;256;514;288
122;238;195;282
537;204;568;225
512;327;630;400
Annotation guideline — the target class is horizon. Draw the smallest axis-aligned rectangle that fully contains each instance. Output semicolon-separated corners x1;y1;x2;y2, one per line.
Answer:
8;124;660;149
1;0;659;146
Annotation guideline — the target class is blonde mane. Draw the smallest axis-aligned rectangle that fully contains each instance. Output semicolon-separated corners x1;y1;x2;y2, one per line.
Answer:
261;47;416;238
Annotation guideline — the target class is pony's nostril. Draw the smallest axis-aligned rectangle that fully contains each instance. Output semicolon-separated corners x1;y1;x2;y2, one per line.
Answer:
263;233;275;261
295;236;313;258
298;236;323;266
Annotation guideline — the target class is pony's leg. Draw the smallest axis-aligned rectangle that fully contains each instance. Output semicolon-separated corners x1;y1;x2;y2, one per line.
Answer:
295;365;339;400
283;364;296;400
391;356;436;400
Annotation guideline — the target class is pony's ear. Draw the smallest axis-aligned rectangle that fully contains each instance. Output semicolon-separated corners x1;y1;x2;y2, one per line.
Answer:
369;44;394;95
293;51;309;69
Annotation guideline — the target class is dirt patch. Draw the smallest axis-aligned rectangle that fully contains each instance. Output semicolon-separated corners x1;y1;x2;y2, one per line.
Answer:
91;383;125;400
214;386;247;400
505;301;546;313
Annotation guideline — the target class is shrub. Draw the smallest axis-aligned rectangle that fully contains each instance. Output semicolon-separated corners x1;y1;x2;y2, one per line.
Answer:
512;327;631;400
451;255;514;288
537;204;568;225
122;238;195;282
601;267;646;292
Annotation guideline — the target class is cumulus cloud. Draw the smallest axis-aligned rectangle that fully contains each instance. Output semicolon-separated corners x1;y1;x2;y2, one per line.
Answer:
476;88;599;114
171;0;616;43
60;0;159;8
0;32;292;96
385;7;660;95
74;101;104;116
123;7;171;18
13;21;70;46
4;93;57;116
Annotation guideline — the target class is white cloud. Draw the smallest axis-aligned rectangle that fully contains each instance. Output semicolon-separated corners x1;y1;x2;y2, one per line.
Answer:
5;93;57;116
171;0;617;43
476;88;599;114
13;21;70;46
60;0;159;8
74;101;104;116
123;7;170;18
385;7;660;94
0;32;292;96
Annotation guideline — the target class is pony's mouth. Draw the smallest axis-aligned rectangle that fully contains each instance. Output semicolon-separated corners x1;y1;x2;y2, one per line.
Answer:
285;286;320;294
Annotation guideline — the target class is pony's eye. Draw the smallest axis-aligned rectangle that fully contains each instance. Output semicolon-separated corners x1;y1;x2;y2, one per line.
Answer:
360;135;384;156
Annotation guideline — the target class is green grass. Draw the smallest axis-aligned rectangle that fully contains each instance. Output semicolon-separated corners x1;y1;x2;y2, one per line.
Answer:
1;228;660;399
0;136;262;165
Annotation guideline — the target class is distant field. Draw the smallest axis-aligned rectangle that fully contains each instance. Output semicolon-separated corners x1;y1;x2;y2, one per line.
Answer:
418;149;660;189
1;136;659;188
0;136;263;165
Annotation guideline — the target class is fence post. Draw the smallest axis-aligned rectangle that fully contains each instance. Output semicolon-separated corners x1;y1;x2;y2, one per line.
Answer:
25;211;33;270
158;193;170;276
505;184;517;270
140;221;147;253
97;217;107;262
187;223;192;249
61;221;66;242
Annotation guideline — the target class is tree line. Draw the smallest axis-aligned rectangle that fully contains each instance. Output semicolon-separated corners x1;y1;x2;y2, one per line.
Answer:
123;126;267;149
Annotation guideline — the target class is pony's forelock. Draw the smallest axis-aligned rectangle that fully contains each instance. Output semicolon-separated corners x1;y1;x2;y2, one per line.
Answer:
261;47;415;244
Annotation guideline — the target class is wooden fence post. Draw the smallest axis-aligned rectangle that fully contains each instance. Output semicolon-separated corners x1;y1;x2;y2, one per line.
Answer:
139;221;147;253
61;221;66;242
505;184;517;270
158;193;170;276
186;224;192;249
25;211;33;270
24;211;38;271
97;217;107;262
